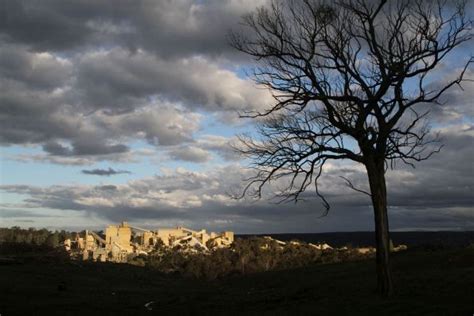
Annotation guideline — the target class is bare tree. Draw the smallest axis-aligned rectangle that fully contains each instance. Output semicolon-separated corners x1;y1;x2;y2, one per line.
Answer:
230;0;472;296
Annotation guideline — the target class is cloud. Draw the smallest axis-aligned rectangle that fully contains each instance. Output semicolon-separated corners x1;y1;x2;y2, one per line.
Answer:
165;135;242;163
76;49;271;114
196;135;241;161
0;0;271;163
0;65;202;160
0;42;269;162
0;43;73;90
8;147;156;166
1;0;95;51
168;146;212;163
81;167;131;176
43;141;129;157
2;130;473;232
1;0;267;57
416;68;474;125
0;209;58;218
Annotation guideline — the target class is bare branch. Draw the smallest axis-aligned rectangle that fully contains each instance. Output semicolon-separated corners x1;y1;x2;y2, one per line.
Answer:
340;176;372;197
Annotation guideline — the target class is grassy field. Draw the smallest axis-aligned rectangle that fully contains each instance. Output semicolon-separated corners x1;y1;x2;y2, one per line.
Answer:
0;248;473;315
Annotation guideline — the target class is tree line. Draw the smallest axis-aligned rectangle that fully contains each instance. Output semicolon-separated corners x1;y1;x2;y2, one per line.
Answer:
0;227;73;249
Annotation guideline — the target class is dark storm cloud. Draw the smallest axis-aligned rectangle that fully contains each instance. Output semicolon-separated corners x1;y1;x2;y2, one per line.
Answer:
81;168;131;176
75;49;269;113
0;93;70;144
0;43;72;90
0;0;264;57
0;0;94;51
386;127;474;209
0;0;270;161
43;141;129;156
0;45;204;150
0;48;75;145
0;59;202;159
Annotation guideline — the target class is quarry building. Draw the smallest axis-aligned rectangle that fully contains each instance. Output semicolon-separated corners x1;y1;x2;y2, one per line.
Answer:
64;222;234;262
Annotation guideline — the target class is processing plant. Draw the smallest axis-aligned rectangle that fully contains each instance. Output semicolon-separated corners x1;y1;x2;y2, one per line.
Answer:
64;222;234;262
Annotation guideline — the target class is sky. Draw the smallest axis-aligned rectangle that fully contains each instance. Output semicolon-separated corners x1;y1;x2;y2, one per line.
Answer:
0;0;473;233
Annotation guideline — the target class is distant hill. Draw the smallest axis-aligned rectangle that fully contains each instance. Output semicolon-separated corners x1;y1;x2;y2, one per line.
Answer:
238;231;474;248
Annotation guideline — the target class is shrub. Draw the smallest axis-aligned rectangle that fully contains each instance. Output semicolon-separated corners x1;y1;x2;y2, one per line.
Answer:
143;237;371;279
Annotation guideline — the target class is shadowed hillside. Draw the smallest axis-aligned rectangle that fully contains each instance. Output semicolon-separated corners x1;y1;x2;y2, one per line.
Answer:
0;247;473;315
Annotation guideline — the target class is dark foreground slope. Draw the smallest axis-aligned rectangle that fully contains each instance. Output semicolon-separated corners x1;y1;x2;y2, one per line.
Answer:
1;248;473;316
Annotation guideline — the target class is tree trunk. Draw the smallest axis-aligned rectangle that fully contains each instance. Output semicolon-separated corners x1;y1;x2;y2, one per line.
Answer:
365;158;394;297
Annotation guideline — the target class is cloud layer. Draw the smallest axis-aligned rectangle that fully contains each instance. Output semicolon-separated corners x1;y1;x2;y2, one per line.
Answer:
3;126;473;232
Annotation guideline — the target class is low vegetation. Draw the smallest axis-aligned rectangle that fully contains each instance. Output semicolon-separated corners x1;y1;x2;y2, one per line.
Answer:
141;237;371;279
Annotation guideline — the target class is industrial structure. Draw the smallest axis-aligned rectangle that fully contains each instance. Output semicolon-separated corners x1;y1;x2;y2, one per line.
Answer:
64;222;234;262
